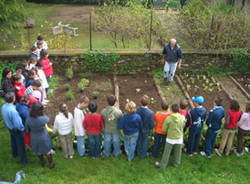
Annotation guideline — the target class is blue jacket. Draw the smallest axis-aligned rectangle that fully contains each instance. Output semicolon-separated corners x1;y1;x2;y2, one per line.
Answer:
186;106;206;131
16;102;30;126
26;78;34;88
136;106;155;131
1;103;24;131
206;106;225;132
118;113;143;136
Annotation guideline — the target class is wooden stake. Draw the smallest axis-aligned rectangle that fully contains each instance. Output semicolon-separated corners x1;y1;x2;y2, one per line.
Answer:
113;74;120;109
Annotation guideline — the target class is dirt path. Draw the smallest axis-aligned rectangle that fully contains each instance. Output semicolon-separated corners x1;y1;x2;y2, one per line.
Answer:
216;76;248;110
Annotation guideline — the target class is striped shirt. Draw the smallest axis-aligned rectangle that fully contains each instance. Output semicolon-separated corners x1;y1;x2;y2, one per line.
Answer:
25;86;33;95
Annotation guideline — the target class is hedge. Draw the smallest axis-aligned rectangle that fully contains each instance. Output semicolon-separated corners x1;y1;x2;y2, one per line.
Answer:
26;0;101;5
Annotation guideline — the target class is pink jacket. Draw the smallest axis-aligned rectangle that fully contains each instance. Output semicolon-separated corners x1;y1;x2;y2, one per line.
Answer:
41;58;54;78
238;112;250;131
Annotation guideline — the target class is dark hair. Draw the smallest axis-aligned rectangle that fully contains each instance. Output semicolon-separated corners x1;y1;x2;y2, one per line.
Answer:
171;104;179;113
15;65;23;71
29;57;37;64
141;95;150;106
180;99;188;109
12;74;21;82
245;101;250;112
230;99;240;112
20;94;30;104
2;68;11;79
31;46;37;52
40;49;48;59
107;95;116;106
5;92;15;103
88;102;97;113
214;97;223;106
30;102;44;117
25;70;36;84
161;101;169;110
79;96;89;104
21;62;28;69
37;35;43;41
32;80;41;88
59;103;69;118
36;62;43;68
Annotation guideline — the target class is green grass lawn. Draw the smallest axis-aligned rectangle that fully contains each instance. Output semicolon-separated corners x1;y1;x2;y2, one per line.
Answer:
0;120;249;184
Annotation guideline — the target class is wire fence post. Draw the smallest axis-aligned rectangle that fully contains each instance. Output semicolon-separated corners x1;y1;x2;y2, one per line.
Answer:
149;9;153;51
89;11;93;51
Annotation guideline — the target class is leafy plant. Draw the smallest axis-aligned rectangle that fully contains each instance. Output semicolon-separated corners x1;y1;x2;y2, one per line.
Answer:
167;0;180;9
136;88;141;93
78;73;93;78
186;84;191;91
151;97;156;104
66;66;73;80
93;91;100;99
77;78;89;92
63;84;70;91
66;89;74;100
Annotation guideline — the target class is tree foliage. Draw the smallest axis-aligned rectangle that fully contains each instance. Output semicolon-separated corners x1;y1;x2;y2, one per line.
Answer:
180;0;250;49
0;0;26;34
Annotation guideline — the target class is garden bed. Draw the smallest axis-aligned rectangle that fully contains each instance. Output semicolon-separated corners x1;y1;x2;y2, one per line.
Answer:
44;74;114;126
117;73;162;112
178;72;230;111
230;73;250;95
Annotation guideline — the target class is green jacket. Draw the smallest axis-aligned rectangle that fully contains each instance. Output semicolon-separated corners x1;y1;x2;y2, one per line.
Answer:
101;106;123;133
162;113;185;140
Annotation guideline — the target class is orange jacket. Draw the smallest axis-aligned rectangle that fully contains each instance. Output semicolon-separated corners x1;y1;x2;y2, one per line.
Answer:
154;111;171;135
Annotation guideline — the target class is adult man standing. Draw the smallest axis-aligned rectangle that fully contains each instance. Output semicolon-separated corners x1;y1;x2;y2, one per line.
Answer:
162;38;183;83
1;92;28;164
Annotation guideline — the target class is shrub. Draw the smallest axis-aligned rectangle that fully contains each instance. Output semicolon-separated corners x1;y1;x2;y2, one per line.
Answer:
93;91;99;99
81;52;120;72
66;66;73;80
230;48;250;73
66;89;74;100
78;73;93;78
77;78;89;91
167;0;180;8
63;84;71;91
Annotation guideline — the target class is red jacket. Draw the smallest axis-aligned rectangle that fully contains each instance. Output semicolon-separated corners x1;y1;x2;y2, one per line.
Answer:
13;82;26;102
41;58;54;78
83;114;104;134
225;109;242;129
28;96;38;107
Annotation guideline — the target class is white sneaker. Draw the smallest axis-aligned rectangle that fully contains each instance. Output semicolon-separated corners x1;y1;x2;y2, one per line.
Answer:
69;155;73;159
215;149;222;157
193;152;198;155
245;147;250;153
44;100;50;103
234;149;243;157
200;151;211;158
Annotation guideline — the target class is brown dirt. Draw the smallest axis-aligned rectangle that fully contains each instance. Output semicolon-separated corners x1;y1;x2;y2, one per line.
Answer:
179;73;230;112
49;5;96;24
231;73;250;95
117;74;162;113
44;74;114;126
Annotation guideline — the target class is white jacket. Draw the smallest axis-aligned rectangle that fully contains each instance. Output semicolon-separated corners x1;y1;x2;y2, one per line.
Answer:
53;112;74;136
37;69;49;89
73;107;85;136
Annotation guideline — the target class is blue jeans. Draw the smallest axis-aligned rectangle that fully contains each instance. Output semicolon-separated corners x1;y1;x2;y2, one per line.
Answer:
187;127;202;155
46;76;51;93
76;136;85;157
9;129;28;164
88;134;102;158
164;61;178;82
152;133;166;158
136;129;151;158
103;132;120;157
205;128;218;156
124;132;139;161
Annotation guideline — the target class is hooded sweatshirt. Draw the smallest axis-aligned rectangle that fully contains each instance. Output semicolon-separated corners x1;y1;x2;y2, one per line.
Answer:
162;113;185;140
186;106;206;131
206;106;225;131
118;113;143;136
13;82;26;102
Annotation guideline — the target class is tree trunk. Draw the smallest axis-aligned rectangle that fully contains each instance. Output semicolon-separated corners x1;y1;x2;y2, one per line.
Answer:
241;0;246;10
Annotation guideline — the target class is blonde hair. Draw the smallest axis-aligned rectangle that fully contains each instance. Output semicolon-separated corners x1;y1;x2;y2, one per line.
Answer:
125;101;136;114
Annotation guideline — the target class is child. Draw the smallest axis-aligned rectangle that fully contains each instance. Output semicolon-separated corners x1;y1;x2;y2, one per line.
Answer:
25;69;36;88
29;57;38;70
235;101;250;157
25;80;41;96
34;35;48;52
118;101;143;161
36;63;49;104
215;99;242;156
136;95;155;158
12;74;26;102
16;95;31;148
15;65;25;86
53;104;74;159
155;104;185;169
179;99;192;133
101;95;123;157
40;49;54;88
21;62;29;78
151;101;171;158
83;102;104;159
30;46;39;60
73;96;89;157
186;96;206;156
200;98;225;158
1;68;16;95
